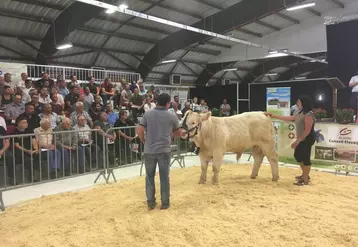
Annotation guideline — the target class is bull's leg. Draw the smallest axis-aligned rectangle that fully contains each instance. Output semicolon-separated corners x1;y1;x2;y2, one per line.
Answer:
250;146;264;179
199;155;210;184
262;144;279;181
212;153;224;185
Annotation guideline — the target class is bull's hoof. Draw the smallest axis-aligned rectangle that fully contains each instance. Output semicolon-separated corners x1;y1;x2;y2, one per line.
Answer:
198;179;206;184
250;175;257;179
272;177;279;182
211;180;219;185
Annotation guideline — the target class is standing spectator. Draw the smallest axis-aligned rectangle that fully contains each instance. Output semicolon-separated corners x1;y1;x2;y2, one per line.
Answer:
35;72;54;90
181;102;191;115
130;87;144;123
171;95;181;110
39;87;52;104
64;86;79;113
17;103;41;133
34;118;61;177
114;111;136;162
50;93;63;115
57;79;69;98
87;76;99;95
22;79;34;103
130;81;138;92
0;86;14;107
106;103;119;126
54;118;84;174
4;73;16;90
138;79;147;96
5;94;25;125
84;87;94;106
100;77;114;104
39;104;59;130
30;93;44;115
121;83;132;105
136;93;182;210
70;101;93;127
144;97;156;112
192;97;200;112
89;103;102;122
220;99;231;117
12;116;39;181
168;102;183;120
16;72;27;92
266;95;315;186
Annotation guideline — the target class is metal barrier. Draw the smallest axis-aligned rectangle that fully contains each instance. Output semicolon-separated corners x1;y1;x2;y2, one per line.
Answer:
0;128;110;211
26;64;141;84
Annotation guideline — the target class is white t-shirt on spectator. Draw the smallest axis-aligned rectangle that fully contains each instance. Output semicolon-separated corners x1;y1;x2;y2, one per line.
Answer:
4;81;16;90
17;80;26;91
0;116;7;131
84;93;94;105
144;102;156;112
349;75;358;92
39;95;52;104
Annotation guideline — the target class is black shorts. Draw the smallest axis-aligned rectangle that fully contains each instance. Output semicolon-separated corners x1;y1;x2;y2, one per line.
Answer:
294;137;315;166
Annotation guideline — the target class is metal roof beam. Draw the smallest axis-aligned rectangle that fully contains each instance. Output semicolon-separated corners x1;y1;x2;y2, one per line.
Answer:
48;50;95;59
255;20;281;31
184;46;221;56
72;43;146;56
0;8;51;24
150;71;195;77
0;43;34;62
234;28;263;38
103;52;136;70
46;61;134;72
0;31;42;41
179;61;199;76
191;0;224;10
205;41;231;49
306;8;321;17
12;0;66;10
275;12;300;24
328;0;344;8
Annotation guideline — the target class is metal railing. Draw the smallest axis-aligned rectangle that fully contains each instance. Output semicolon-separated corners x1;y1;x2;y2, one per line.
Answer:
26;64;141;85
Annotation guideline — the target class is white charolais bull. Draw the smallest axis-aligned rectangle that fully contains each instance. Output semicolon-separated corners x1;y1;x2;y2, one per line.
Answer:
181;111;279;185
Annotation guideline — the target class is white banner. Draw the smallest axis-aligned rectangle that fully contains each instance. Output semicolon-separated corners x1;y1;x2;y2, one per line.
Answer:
147;85;189;103
0;62;28;82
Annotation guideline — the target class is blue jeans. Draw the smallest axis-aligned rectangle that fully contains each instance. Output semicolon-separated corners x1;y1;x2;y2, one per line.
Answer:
42;149;62;171
144;152;171;206
59;147;85;171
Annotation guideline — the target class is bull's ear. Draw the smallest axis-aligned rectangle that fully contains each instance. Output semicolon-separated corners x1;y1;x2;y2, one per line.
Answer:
200;112;211;122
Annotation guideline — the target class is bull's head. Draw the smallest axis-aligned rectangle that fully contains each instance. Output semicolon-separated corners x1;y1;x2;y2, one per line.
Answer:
181;110;211;141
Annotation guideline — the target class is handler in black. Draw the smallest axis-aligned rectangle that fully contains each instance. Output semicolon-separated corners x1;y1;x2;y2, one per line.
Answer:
137;93;182;210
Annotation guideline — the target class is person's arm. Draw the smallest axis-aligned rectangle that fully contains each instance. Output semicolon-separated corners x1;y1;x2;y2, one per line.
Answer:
0;139;10;156
106;87;115;96
266;112;296;122
96;86;100;96
32;138;39;153
136;113;147;143
297;115;314;142
171;114;182;137
349;77;358;87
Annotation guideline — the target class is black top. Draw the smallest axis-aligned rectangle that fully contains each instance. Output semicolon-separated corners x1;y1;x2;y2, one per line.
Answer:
17;112;41;133
130;94;143;106
114;119;135;137
1;95;13;106
35;78;55;90
87;83;98;95
12;128;33;150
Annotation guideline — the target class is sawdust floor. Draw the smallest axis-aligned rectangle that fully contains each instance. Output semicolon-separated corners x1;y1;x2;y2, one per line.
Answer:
1;164;358;247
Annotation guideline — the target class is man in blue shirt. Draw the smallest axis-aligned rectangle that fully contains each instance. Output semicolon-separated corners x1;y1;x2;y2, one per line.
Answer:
137;93;182;210
105;103;119;126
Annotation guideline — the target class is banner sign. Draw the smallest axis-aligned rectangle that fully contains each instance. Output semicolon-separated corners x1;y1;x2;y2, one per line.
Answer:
277;122;358;172
0;62;27;83
148;86;189;102
266;87;291;116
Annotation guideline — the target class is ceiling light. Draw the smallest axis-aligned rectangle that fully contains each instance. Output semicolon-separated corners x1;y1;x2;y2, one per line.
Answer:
269;50;278;54
161;59;176;64
265;73;278;76
287;2;316;11
56;42;73;50
223;68;238;72
295;76;307;80
265;53;288;58
105;8;116;14
119;4;128;11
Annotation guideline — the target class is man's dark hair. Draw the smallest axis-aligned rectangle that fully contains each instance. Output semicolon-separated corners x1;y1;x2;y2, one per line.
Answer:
25;102;35;108
15;116;27;126
298;95;313;114
156;93;171;107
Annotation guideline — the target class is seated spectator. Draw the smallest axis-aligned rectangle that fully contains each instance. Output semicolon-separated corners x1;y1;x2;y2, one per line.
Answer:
39;86;52;104
54;117;84;174
70;101;93;127
74;114;103;169
220;99;231;117
34;118;61;177
30;93;44;115
78;93;90;112
93;94;104;108
67;75;80;88
130;87;144;123
171;95;181;110
4;73;16;90
144;97;156;112
5;94;25;125
50;93;63;115
39;104;59;129
22;79;34;103
199;99;209;113
137;79;147;96
0;86;14;107
121;83;132;105
129;81;138;92
192;97;200;112
12;116;39;181
51;87;64;107
57;79;69;98
64;86;79;113
168;102;183;120
112;87;122;110
114;111;136;161
89;103;102;122
106;103;119;126
100;77;114;104
93;112;116;149
182;102;191;115
17;103;41;133
84;87;94;106
16;72;27;92
35;72;55;90
87;76;99;95
146;88;155;102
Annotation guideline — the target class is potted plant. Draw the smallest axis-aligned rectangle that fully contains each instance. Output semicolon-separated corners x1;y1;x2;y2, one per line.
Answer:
335;108;355;124
211;108;223;117
313;108;327;121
